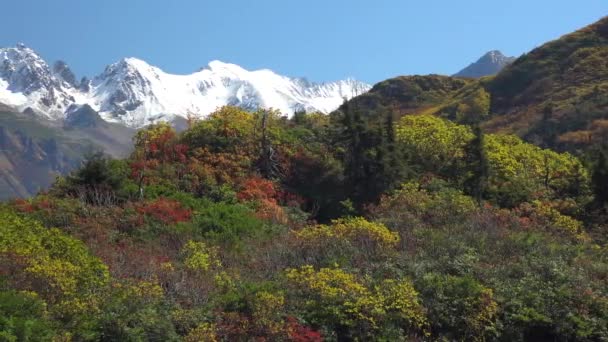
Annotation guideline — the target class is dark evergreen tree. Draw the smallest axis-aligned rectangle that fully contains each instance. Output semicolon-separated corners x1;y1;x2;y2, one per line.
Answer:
61;152;126;205
383;110;410;190
463;125;489;205
339;103;409;210
592;145;608;208
69;152;118;189
292;109;307;126
341;101;366;207
256;110;281;179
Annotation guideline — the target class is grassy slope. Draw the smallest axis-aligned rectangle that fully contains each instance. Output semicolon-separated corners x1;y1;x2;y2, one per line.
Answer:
484;16;608;149
338;75;472;117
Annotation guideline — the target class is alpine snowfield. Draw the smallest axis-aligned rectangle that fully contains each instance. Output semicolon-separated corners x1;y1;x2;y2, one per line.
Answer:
0;44;371;128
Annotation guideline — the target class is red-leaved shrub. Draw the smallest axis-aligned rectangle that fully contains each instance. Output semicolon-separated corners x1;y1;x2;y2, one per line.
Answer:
137;198;192;225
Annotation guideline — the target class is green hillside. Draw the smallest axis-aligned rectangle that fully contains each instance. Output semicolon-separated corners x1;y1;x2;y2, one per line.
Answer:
337;16;608;153
342;75;472;115
486;16;608;150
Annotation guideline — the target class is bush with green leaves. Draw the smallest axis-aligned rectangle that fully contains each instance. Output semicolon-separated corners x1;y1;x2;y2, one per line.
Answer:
192;200;264;244
396;115;591;207
0;209;110;339
417;274;498;341
0;290;59;342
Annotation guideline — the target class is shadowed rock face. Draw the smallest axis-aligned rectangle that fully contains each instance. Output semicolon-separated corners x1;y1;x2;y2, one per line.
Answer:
454;50;516;78
64;104;104;128
0;103;134;200
53;60;78;88
0;122;86;199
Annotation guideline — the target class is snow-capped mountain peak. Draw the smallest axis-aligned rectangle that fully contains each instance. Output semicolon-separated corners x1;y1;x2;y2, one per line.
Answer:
0;44;79;118
0;46;371;128
484;50;512;65
0;45;51;94
205;60;249;74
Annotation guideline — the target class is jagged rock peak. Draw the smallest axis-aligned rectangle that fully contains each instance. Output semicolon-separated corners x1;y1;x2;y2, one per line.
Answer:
453;50;516;78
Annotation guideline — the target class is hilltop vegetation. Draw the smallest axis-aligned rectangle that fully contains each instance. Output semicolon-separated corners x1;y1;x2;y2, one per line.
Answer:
1;104;607;341
338;75;472;118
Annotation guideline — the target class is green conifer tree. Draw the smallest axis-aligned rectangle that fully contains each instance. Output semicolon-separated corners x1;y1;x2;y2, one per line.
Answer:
464;125;489;205
592;145;608;208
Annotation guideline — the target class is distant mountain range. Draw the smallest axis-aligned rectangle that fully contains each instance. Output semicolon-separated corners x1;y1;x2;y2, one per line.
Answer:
0;44;516;130
454;50;516;78
0;45;371;128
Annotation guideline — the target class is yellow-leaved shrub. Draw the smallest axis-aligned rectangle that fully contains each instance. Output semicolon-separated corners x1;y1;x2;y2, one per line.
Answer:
285;265;428;339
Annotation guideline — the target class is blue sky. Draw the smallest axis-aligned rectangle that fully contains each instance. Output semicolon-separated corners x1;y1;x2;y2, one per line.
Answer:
2;0;606;83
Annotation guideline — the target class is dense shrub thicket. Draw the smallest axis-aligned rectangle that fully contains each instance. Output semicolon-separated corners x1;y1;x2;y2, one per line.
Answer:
1;106;607;341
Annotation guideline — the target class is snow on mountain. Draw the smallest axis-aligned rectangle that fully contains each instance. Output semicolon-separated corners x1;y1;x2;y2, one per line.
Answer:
0;44;85;119
0;44;371;128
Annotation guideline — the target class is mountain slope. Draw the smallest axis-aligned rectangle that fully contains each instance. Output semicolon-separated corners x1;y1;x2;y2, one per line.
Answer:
0;46;371;128
0;103;134;200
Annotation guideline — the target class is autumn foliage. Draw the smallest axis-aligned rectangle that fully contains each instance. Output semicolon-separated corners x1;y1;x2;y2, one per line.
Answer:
136;197;192;225
2;105;608;341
